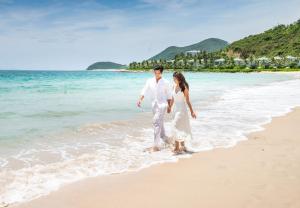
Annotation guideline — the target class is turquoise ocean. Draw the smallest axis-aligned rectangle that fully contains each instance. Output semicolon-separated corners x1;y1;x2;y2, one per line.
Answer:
1;70;300;205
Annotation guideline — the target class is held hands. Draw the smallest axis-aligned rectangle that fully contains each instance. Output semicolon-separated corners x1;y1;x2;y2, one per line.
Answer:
167;106;172;113
137;100;142;108
191;111;197;119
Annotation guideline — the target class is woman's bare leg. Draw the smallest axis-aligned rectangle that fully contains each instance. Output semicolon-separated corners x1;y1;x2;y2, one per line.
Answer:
180;141;186;152
174;141;180;153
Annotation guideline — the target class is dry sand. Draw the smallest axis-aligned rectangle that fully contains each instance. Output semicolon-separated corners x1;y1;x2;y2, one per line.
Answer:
13;107;300;208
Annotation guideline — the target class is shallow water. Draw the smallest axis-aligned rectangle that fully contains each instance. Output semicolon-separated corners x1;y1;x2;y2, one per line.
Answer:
1;70;300;205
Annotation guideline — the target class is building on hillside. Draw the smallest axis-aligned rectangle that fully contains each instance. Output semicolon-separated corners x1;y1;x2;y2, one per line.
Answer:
167;60;175;63
214;58;225;65
274;56;283;61
234;57;244;65
257;57;270;64
286;55;297;61
185;50;201;56
176;60;184;66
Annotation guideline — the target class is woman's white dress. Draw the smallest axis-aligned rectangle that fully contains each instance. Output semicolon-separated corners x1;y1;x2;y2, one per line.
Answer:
171;87;193;149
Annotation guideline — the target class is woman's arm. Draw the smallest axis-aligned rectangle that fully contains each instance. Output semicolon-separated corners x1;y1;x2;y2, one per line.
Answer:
183;88;196;119
170;97;174;108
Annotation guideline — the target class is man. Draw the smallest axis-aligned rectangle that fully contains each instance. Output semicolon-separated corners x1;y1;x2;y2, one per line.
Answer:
137;65;172;152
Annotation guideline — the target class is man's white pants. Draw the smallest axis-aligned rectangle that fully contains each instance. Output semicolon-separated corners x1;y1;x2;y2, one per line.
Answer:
152;102;167;147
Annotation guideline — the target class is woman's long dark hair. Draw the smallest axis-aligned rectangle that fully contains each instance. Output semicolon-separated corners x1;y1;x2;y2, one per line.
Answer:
173;72;189;92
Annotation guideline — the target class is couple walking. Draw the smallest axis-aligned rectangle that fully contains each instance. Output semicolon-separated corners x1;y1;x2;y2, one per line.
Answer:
137;65;196;153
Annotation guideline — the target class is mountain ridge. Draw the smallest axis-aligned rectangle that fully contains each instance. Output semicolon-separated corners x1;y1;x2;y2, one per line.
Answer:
149;38;229;60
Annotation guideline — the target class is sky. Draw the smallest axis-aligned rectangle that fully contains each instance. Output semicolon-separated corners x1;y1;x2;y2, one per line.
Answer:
0;0;299;70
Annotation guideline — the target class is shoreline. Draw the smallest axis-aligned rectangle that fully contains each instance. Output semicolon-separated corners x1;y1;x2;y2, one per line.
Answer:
10;107;300;208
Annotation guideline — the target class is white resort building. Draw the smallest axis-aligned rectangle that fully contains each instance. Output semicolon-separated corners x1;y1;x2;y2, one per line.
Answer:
214;58;225;65
257;57;271;63
234;58;244;65
185;50;201;56
286;55;297;61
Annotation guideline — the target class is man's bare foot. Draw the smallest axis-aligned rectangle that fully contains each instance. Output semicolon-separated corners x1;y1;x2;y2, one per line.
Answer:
0;202;9;208
152;146;160;152
144;146;160;152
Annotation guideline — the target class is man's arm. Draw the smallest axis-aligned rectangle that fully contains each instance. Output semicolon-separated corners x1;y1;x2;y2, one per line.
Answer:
137;80;148;107
166;82;173;113
137;95;144;107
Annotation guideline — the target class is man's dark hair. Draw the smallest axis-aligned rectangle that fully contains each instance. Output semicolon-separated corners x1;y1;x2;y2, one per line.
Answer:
153;65;164;73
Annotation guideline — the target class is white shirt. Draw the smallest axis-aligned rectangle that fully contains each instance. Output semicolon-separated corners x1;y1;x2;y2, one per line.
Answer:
141;77;172;106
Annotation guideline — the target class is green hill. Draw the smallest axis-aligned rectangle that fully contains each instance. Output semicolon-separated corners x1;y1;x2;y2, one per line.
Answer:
86;62;127;70
149;38;229;60
228;19;300;58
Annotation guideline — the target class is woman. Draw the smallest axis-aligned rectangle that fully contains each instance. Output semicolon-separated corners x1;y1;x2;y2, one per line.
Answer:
171;72;196;153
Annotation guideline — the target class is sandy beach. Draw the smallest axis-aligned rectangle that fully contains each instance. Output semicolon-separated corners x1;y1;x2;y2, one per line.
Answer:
10;107;300;208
